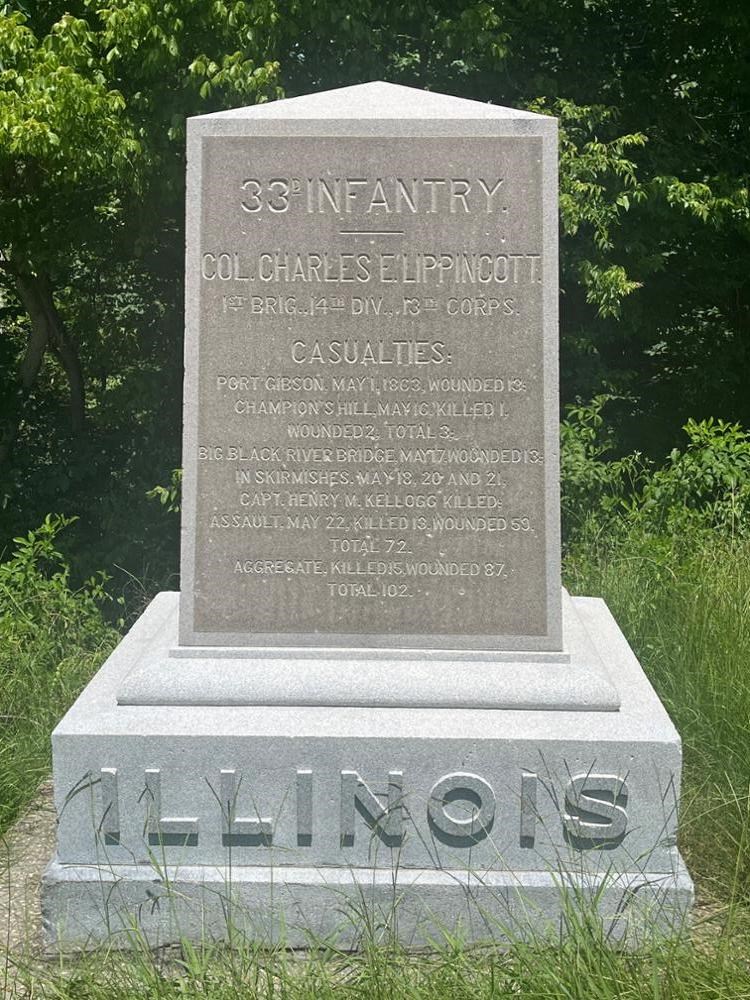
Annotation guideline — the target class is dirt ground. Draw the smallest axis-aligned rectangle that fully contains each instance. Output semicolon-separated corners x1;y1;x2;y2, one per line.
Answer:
0;783;56;960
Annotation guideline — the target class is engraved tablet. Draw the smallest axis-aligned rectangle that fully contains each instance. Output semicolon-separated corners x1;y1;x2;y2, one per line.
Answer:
180;83;560;650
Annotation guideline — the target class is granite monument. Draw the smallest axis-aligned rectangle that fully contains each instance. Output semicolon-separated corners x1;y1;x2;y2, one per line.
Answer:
42;82;692;948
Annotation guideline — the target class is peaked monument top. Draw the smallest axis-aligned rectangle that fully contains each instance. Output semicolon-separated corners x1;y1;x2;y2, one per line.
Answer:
195;81;545;121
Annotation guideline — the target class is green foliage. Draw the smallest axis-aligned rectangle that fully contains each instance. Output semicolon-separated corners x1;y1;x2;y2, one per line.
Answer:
0;515;117;834
634;418;750;536
560;396;644;539
95;0;281;136
566;530;750;908
0;513;115;639
536;99;647;318
562;406;750;906
562;401;750;544
146;467;182;513
0;8;141;272
0;2;280;586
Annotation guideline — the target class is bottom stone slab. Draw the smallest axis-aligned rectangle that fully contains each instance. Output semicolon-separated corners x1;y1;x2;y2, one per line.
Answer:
42;856;693;950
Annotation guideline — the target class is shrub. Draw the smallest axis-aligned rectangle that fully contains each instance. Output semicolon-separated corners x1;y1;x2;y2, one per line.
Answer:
561;400;750;545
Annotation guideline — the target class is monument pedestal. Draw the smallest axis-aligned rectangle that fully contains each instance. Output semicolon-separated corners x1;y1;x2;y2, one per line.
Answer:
42;590;692;948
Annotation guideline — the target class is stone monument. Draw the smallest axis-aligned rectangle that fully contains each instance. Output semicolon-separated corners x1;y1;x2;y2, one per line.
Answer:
42;82;692;948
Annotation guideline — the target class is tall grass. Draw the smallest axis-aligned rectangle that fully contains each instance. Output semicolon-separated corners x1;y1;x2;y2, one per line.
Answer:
561;408;750;915
5;926;750;998
0;516;117;836
565;529;750;910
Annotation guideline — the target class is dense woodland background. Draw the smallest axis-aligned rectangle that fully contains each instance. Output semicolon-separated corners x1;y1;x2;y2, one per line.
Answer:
0;0;748;598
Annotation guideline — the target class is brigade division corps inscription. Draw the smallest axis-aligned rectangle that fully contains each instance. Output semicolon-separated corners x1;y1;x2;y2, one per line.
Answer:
183;130;560;647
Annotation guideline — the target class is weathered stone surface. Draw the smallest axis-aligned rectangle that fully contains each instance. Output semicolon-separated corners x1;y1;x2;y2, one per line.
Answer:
180;82;561;650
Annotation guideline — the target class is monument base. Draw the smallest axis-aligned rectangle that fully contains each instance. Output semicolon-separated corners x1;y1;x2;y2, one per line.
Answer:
42;591;693;949
117;590;620;712
43;858;693;950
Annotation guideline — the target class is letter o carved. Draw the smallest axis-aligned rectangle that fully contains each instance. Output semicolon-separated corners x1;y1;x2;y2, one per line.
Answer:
427;772;495;841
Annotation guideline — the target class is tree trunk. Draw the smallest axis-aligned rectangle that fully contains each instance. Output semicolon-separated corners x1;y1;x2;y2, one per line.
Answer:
24;271;86;433
0;273;86;465
0;270;86;465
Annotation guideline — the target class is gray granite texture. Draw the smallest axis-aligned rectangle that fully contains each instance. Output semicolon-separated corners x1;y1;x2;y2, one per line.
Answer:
180;82;561;650
43;591;692;946
117;591;619;711
43;859;693;951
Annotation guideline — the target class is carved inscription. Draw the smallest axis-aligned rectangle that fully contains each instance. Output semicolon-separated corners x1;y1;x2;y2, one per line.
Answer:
220;768;273;845
340;769;403;846
427;772;495;843
520;771;537;843
96;767;630;851
563;773;629;841
99;767;119;845
193;137;548;638
142;768;199;847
